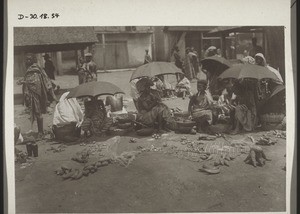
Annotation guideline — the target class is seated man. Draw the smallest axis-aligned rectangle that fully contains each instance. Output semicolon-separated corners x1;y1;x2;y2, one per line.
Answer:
188;79;214;133
230;82;257;135
136;78;177;132
175;73;192;99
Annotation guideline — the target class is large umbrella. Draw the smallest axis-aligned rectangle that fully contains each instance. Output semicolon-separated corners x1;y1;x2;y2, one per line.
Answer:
66;81;125;99
269;84;285;99
130;61;183;81
218;64;281;81
200;56;232;74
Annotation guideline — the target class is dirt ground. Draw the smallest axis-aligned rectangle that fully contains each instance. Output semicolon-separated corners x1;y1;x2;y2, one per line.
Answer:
14;71;286;213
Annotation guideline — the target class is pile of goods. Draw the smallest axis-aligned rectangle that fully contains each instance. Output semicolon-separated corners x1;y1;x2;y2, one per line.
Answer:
175;118;197;135
15;148;28;164
260;113;285;131
47;145;67;153
71;150;90;163
244;145;271;167
55;157;113;180
255;135;277;146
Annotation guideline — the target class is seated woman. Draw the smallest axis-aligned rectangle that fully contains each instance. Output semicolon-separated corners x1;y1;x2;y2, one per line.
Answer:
230;82;257;135
81;97;113;137
136;78;177;132
175;73;192;99
216;80;237;128
151;76;165;97
52;91;84;142
188;79;214;133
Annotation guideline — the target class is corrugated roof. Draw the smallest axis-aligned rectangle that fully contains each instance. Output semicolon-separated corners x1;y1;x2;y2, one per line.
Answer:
164;26;217;32
14;27;98;47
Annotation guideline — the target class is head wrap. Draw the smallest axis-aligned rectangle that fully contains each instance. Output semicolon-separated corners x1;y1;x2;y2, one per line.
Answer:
242;56;255;64
255;53;267;66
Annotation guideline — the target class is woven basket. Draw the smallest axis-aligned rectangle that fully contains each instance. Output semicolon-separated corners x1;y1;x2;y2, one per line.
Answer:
173;111;190;119
260;113;285;123
176;120;196;128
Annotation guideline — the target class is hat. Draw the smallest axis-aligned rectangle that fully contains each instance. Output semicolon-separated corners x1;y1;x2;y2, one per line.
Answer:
84;53;92;57
43;54;50;59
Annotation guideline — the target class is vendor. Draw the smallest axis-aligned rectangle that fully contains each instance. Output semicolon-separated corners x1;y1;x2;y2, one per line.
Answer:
81;97;113;137
136;78;177;132
175;73;192;99
52;91;83;141
216;80;237;128
188;79;214;133
230;82;257;135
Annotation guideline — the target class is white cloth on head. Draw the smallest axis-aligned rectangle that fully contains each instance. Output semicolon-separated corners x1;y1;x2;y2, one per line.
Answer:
130;79;140;100
267;65;284;83
53;92;84;127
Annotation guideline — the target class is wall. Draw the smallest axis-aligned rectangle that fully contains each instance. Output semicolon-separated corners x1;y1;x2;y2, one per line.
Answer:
93;33;152;69
153;27;167;61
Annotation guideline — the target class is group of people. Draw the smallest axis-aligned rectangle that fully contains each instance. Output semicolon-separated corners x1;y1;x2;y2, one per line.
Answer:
17;40;284;141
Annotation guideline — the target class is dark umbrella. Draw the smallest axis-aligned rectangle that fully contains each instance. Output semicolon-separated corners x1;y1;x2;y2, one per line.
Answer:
130;61;183;81
200;56;232;74
66;81;125;99
218;64;281;81
269;84;285;99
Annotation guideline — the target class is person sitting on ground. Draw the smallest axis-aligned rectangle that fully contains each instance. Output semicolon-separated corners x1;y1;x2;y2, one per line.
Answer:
105;94;127;116
188;79;214;133
151;76;165;97
52;91;84;142
216;80;237;129
135;78;177;132
230;82;257;135
175;73;192;99
81;97;113;137
158;75;174;98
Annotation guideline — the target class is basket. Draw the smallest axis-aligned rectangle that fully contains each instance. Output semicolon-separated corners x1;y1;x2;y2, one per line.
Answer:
260;113;285;124
173;111;190;119
176;120;196;128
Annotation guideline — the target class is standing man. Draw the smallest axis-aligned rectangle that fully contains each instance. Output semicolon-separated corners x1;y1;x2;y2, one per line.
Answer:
190;47;200;76
17;54;49;138
173;46;183;82
144;49;152;64
184;47;196;80
43;54;55;80
82;53;98;82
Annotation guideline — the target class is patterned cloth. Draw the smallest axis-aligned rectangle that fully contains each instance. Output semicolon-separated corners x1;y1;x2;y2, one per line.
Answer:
22;63;49;123
189;91;214;124
235;90;257;131
82;99;112;135
137;90;175;126
78;61;97;84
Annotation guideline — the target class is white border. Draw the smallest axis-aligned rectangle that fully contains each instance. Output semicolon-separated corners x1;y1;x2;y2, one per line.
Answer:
6;0;293;214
